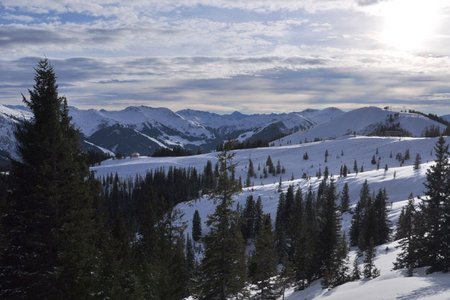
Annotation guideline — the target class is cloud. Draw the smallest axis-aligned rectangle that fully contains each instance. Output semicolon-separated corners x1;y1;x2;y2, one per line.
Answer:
0;0;450;114
1;55;449;114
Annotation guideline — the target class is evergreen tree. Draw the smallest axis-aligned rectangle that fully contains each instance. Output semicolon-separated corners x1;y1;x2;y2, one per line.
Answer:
394;198;418;276
363;239;380;279
252;214;278;298
275;192;287;262
241;195;256;240
413;153;421;170
254;196;263;236
340;182;350;213
1;59;99;298
419;136;450;273
349;180;370;247
373;189;390;245
192;210;202;242
351;256;361;280
266;155;275;174
318;180;345;288
199;151;246;299
247;158;255;178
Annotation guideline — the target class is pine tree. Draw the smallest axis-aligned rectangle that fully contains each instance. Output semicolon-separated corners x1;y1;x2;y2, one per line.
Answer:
351;256;361;280
192;210;202;242
394;198;418;276
252;214;278;298
413;153;421;170
199;151;246;299
420;136;450;273
373;189;390;245
340;182;350;213
318;180;344;288
275;192;287;262
363;238;380;279
331;235;350;287
1;59;99;298
241;195;256;240
266;155;274;174
247;158;255;178
349;180;370;247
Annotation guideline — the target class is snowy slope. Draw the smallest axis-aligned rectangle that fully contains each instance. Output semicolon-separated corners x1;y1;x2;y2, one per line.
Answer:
442;114;450;122
284;243;450;300
0;105;32;159
275;107;447;146
92;135;450;299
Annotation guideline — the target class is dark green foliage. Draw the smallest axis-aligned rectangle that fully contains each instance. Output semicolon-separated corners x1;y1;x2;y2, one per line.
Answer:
423;125;441;137
340;182;350;213
251;214;278;298
241;195;256;240
275;180;349;290
84;149;111;166
395;137;450;274
203;160;216;192
0;59;99;298
413;153;421;170
363;239;380;279
353;160;358;173
199;151;246;300
350;181;390;250
303;152;309;160
152;146;194;157
417;137;449;273
193;210;202;242
216;139;269;151
247;158;255;178
394;197;419;275
266;155;274;175
351;256;361;280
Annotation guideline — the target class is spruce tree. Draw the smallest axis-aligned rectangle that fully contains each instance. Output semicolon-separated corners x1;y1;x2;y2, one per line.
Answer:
413;153;421;170
363;238;380;279
340;182;350;213
0;59;99;298
199;151;246;299
192;209;202;242
374;189;390;245
419;136;450;273
394;198;418;276
252;214;277;298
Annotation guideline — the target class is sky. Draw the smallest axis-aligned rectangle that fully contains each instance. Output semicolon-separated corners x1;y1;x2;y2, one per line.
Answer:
1;0;450;114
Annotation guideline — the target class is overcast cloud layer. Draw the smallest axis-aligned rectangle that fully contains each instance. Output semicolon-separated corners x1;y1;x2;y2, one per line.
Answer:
1;0;450;113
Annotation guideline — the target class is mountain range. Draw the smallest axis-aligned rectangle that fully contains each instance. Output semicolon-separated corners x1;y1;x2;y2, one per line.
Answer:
0;104;448;167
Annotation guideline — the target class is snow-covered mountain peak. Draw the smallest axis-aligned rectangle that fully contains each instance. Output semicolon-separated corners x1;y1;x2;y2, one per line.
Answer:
275;106;447;146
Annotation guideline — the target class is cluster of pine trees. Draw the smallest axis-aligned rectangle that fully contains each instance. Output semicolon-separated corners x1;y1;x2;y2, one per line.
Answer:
272;179;367;289
349;181;390;250
395;136;450;275
0;60;225;299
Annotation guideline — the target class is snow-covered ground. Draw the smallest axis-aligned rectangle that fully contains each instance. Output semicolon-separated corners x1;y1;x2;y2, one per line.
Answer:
91;135;450;299
283;240;450;300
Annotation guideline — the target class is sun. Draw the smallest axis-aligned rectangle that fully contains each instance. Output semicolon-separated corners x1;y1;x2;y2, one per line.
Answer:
380;0;442;51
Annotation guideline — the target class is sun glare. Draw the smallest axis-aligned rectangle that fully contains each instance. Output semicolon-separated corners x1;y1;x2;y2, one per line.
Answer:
380;0;442;51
